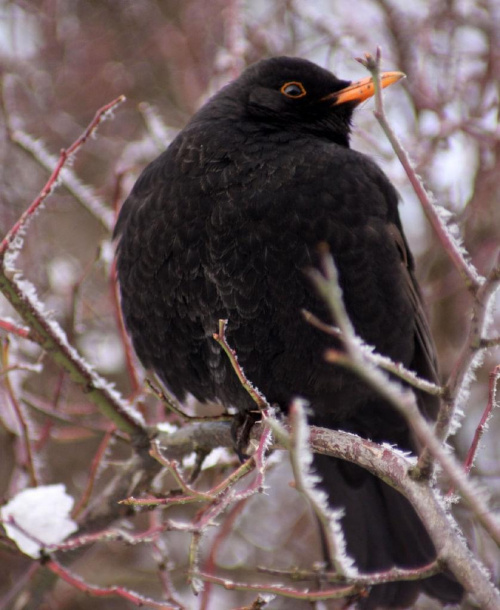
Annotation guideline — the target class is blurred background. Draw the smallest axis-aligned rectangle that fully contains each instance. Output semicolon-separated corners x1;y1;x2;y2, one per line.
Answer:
0;0;499;608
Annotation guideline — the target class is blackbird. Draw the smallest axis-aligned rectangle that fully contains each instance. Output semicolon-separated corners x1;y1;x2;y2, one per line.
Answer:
114;57;463;608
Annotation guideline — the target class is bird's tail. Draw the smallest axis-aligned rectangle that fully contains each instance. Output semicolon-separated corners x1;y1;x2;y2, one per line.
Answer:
314;454;463;608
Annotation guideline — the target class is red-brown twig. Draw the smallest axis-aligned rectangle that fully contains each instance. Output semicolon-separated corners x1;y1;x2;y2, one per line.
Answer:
0;318;32;339
22;393;126;437
199;498;251;610
357;48;500;484
46;558;179;609
1;95;125;258
72;428;115;519
134;416;500;607
122;440;259;509
146;378;232;423
437;256;500;445
9;130;115;232
33;370;65;452
0;94;145;439
1;338;38;486
357;49;481;291
54;521;198;553
464;364;500;477
0;270;146;437
110;259;142;398
193;572;361;602
213;319;269;411
187;423;273;592
150;443;216;501
150;510;186;610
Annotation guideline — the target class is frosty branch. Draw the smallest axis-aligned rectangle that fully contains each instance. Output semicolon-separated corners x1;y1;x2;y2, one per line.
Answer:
310;250;500;547
358;50;500;482
153;415;500;608
0;96;147;441
2;95;124;255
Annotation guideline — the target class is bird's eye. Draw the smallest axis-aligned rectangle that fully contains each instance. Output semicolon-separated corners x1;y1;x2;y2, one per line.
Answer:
281;81;307;98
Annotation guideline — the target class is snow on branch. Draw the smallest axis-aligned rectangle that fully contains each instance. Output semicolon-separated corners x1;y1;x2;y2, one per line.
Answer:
0;96;146;440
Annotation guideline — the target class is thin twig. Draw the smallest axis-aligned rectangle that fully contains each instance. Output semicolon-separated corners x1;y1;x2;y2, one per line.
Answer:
122;439;259;508
150;442;215;501
213;319;269;410
1;338;39;486
138;417;500;607
150;515;186;610
22;394;127;437
193;571;361;602
437;256;500;441
358;48;500;486
357;49;481;290
258;560;442;585
10;130;115;232
463;364;500;477
418;255;500;474
146;378;232;423
0;318;33;340
186;423;273;594
72;429;114;519
46;558;179;609
110;259;142;399
303;308;442;396
1;95;124;256
310;253;500;548
200;498;251;610
0;95;144;440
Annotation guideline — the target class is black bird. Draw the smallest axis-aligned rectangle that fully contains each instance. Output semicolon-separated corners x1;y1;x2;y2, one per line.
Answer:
114;57;463;608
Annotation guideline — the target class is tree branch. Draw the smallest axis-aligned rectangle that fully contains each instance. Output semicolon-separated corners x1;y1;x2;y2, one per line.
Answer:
2;95;124;255
357;49;482;290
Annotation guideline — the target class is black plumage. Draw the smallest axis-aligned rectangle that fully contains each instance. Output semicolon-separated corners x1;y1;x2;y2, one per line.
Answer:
114;57;463;608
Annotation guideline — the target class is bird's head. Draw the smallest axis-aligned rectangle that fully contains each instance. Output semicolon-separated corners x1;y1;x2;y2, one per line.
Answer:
203;56;404;147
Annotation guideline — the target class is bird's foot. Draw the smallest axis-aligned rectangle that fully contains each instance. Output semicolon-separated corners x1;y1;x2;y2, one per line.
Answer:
231;409;261;461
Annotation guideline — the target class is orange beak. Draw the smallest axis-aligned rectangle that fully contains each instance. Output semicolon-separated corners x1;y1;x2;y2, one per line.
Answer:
325;71;405;106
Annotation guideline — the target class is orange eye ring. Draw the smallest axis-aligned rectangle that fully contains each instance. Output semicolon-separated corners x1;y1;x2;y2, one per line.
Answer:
281;81;307;98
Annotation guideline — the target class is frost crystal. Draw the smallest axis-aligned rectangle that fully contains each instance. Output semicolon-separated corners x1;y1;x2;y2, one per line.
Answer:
290;399;357;576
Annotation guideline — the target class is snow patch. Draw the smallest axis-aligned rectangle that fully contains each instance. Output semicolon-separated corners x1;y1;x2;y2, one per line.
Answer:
1;484;78;558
